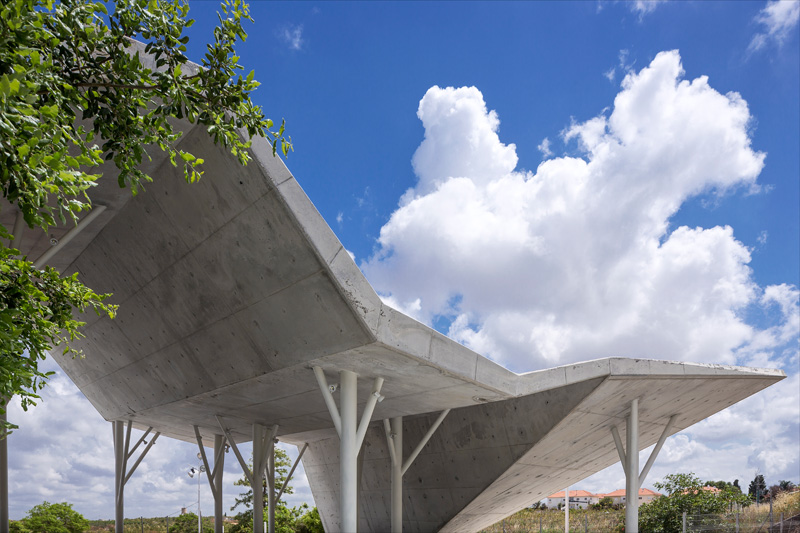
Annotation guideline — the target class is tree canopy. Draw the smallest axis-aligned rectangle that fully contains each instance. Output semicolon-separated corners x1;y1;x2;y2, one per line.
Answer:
749;474;768;502
638;473;750;533
9;501;89;533
230;448;322;533
168;512;212;533
0;0;290;431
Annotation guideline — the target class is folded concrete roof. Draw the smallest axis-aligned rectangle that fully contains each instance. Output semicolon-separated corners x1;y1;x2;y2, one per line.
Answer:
2;61;784;530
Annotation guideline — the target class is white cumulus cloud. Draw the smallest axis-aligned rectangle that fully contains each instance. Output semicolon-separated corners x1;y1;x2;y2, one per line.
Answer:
749;0;800;52
362;50;796;374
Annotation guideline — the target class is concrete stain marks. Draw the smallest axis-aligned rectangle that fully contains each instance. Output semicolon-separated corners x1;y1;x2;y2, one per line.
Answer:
328;247;382;334
276;177;342;268
71;231;145;305
233;271;371;371
98;186;192;289
376;307;435;361
146;126;271;251
425;333;480;382
113;287;180;361
141;252;235;343
179;315;271;389
187;188;324;312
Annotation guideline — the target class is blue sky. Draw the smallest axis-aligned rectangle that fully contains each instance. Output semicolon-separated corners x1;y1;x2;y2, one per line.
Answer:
7;0;800;520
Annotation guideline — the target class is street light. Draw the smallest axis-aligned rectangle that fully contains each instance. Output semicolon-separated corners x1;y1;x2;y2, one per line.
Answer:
188;453;206;533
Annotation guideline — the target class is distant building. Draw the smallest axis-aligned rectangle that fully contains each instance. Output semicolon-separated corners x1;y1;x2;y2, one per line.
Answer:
599;488;662;506
547;488;662;509
547;490;601;509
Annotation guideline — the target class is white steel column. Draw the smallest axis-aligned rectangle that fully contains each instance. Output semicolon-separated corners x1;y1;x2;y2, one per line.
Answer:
216;418;277;533
277;443;308;502
340;370;358;533
2;212;24;533
564;485;570;532
390;417;402;533
113;420;159;533
382;409;449;533
114;421;125;533
313;367;385;533
193;427;227;533
612;407;677;533
1;404;7;533
214;435;225;533
625;399;639;533
267;441;276;533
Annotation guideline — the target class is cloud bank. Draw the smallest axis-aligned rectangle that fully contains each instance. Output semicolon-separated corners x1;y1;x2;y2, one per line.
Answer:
749;0;800;53
363;50;794;373
363;47;799;489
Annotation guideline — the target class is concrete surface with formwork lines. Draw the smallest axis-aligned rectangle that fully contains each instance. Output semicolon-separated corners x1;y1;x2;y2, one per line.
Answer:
1;41;784;533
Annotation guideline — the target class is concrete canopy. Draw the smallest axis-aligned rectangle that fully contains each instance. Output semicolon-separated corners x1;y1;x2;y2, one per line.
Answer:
3;71;784;531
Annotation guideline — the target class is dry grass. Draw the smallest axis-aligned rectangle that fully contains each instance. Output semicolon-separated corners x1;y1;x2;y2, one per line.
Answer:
480;508;623;533
482;492;800;533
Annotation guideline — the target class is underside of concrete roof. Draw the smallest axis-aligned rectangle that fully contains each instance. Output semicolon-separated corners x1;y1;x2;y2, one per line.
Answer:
2;65;784;531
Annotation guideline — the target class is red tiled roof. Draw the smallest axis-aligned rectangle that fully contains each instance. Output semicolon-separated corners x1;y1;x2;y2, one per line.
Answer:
547;490;598;498
599;488;662;498
547;488;663;499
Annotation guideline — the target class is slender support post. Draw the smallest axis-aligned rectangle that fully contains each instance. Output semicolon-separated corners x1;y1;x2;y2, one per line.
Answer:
268;439;276;533
382;410;449;533
214;435;225;533
401;409;449;476
638;415;677;488
313;367;385;533
253;426;265;533
277;443;308;502
611;425;628;477
112;421;159;533
215;418;277;533
625;399;639;533
1;213;25;532
565;485;570;532
313;367;342;436
194;427;226;533
340;371;359;533
0;405;6;533
389;417;403;533
33;205;106;268
114;421;125;533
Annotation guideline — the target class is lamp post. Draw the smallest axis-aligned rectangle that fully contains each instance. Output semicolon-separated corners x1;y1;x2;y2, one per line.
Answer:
188;454;206;533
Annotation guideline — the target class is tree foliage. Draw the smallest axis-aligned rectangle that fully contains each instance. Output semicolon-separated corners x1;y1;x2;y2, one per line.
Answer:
749;474;767;502
229;448;322;533
10;501;89;533
638;473;750;533
592;496;615;510
0;0;289;431
168;512;212;533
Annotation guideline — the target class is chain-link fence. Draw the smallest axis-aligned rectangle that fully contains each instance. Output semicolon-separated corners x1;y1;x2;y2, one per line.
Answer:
684;509;800;532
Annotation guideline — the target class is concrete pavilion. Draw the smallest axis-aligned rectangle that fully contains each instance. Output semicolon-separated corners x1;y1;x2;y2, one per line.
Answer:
0;48;785;533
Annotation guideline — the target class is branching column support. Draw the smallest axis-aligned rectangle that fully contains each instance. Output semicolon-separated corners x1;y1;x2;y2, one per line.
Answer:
1;210;25;533
216;417;278;533
611;400;677;533
382;409;450;533
277;443;309;502
193;427;227;533
313;367;385;533
113;420;160;533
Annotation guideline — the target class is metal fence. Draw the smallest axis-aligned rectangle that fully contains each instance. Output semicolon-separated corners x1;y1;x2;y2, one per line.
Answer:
684;510;800;532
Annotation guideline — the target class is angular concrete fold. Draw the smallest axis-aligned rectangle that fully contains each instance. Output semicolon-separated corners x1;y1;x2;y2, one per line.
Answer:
4;67;784;532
